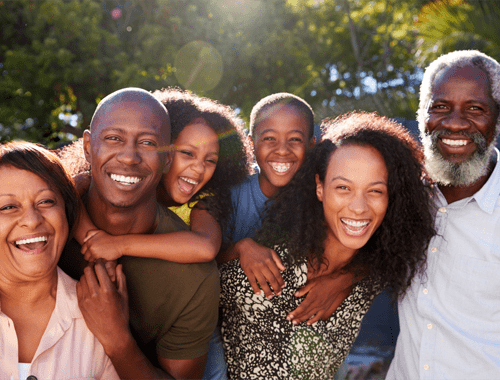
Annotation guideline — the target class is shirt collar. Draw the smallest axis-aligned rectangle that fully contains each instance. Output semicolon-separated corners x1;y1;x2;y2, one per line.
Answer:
471;148;500;214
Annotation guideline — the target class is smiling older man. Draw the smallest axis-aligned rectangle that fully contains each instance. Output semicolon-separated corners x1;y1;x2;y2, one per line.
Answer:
387;50;500;379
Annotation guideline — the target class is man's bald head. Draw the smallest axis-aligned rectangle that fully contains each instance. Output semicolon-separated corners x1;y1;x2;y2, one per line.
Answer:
90;87;171;144
83;87;172;210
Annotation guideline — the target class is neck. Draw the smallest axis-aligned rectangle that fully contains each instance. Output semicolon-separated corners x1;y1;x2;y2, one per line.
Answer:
86;185;158;235
439;157;496;204
0;269;58;307
314;234;358;275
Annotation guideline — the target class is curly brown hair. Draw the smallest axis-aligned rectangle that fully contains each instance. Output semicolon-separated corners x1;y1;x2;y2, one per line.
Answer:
257;112;435;298
153;88;252;237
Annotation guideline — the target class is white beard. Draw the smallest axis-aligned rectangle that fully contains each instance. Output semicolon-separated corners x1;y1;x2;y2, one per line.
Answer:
422;130;495;186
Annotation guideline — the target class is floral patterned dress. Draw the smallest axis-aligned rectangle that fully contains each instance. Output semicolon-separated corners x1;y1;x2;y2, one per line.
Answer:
219;247;382;380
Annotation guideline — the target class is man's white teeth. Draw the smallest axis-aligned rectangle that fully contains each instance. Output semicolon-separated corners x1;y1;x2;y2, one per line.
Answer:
180;177;199;185
270;163;292;173
110;174;142;185
16;236;47;246
442;139;468;147
341;219;369;228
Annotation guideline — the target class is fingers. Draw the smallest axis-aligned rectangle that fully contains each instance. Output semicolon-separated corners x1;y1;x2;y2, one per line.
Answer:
83;263;100;294
271;250;286;271
305;310;324;325
83;229;99;243
246;273;262;295
253;270;275;299
254;267;283;299
287;296;316;324
116;264;128;299
104;260;117;283
294;281;313;298
94;259;114;291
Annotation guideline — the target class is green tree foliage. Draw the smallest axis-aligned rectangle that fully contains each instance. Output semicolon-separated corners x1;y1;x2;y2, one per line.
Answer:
415;0;500;66
2;0;496;146
1;0;121;147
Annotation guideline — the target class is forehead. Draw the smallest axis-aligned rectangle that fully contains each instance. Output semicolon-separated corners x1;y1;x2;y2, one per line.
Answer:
327;144;387;179
176;119;219;147
93;100;169;139
432;65;493;101
0;165;51;193
254;105;310;135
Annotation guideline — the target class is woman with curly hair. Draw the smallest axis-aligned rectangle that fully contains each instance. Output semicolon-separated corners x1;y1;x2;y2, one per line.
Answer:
219;112;435;379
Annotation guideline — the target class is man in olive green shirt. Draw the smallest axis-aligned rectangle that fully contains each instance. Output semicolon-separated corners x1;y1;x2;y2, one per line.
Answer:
60;88;219;380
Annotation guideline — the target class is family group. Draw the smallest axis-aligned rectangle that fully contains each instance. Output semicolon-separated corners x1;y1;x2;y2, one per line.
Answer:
1;49;499;380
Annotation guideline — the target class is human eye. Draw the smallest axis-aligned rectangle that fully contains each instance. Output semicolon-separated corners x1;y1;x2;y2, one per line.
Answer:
262;136;275;142
469;105;485;112
430;103;447;111
140;140;158;150
38;198;56;207
105;135;120;142
0;204;16;212
180;150;194;157
289;136;304;143
336;185;349;191
206;157;218;165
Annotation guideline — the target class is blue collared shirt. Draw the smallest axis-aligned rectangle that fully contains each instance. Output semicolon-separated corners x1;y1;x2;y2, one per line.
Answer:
387;148;500;380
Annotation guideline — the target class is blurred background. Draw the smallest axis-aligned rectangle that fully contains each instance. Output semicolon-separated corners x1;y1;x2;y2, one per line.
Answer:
2;0;499;148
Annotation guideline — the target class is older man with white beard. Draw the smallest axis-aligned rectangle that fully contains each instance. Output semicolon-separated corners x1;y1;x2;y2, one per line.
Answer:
387;50;500;379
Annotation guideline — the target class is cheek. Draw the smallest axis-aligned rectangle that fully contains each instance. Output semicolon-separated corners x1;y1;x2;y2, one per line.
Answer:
203;166;217;185
374;198;389;224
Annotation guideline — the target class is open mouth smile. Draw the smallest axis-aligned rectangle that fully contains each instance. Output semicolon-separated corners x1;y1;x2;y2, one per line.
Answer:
441;138;469;147
341;218;370;236
269;162;293;174
14;235;48;253
110;173;143;186
178;176;200;194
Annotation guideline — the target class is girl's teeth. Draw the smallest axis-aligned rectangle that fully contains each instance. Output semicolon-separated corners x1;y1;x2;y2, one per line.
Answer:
180;177;199;185
442;139;468;147
271;163;292;173
110;174;141;185
16;236;47;246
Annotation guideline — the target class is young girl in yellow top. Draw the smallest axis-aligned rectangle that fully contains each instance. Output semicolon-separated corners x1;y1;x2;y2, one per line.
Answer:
66;88;250;264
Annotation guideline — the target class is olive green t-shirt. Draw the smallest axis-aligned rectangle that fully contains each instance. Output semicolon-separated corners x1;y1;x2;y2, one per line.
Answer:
59;204;220;362
120;204;220;361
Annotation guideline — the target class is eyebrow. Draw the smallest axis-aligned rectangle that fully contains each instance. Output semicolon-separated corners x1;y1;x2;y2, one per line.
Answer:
0;188;55;198
101;127;160;137
331;176;387;186
260;129;306;136
431;98;492;107
178;144;219;155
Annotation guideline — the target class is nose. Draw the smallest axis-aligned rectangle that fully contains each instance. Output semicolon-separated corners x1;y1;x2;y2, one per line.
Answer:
117;142;141;165
441;109;469;132
275;139;291;155
19;206;43;229
348;192;369;214
191;158;205;175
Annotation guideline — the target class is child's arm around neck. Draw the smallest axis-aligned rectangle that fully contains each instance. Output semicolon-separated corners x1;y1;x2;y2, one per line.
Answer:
81;205;221;263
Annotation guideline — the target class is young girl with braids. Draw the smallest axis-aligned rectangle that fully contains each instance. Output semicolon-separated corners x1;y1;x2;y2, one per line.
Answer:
219;112;435;379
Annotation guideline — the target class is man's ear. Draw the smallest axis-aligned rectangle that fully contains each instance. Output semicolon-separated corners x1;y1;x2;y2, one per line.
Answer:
163;145;173;174
83;130;92;164
309;136;316;149
315;173;323;202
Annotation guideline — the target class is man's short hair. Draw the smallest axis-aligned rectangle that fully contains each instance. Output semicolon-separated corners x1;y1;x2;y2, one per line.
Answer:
418;50;500;140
